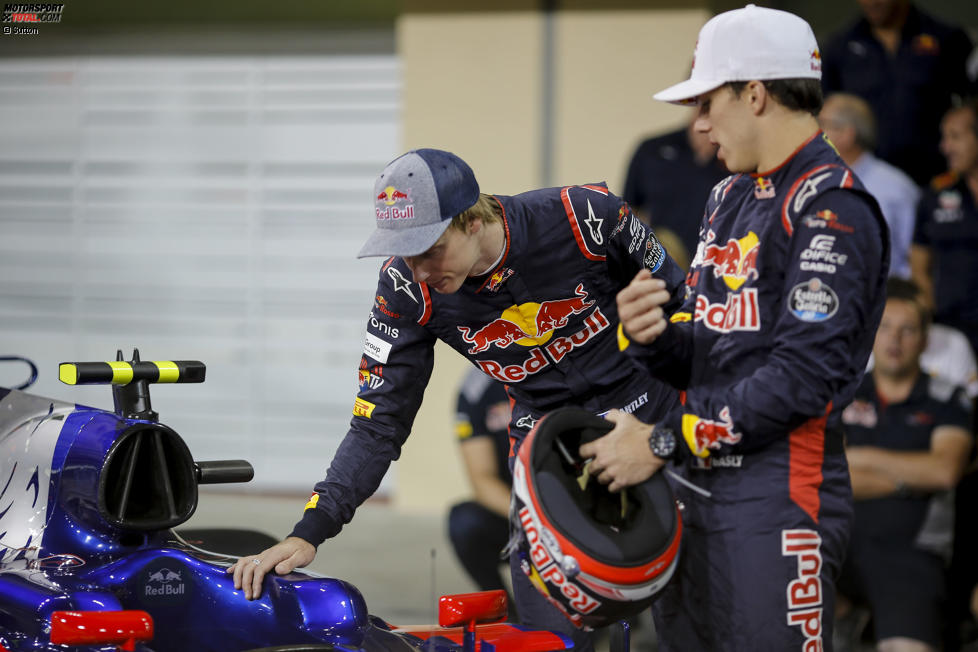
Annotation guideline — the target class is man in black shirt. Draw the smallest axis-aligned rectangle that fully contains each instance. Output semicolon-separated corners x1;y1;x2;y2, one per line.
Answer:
839;278;973;650
821;0;975;185
623;113;726;269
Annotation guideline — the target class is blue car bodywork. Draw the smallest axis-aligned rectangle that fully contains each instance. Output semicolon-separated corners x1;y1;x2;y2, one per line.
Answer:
0;354;575;652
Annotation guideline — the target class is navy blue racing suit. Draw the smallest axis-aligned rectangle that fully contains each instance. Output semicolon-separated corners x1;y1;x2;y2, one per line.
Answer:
624;133;889;651
289;183;686;645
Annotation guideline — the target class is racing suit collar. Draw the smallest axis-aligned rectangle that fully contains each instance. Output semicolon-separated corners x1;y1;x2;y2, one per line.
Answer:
750;129;824;180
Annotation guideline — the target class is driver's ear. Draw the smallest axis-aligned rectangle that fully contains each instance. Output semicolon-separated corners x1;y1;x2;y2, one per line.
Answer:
747;80;767;115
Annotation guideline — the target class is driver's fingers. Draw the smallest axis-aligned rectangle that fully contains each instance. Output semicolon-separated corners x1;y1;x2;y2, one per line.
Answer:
230;556;248;589
230;555;263;599
248;557;268;600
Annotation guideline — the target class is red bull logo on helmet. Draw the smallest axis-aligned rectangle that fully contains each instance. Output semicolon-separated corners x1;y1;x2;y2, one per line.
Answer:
697;230;760;291
519;506;602;620
375;185;414;221
681;406;741;457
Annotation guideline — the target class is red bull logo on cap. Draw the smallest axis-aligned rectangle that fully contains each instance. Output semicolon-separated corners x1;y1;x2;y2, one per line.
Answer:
681;406;741;457
698;231;760;291
810;48;821;72
375;185;415;221
377;185;410;206
457;283;595;354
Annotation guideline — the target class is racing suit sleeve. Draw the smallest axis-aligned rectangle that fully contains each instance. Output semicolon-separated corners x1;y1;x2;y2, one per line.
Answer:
632;189;887;457
623;290;697;391
602;193;688;314
290;261;437;546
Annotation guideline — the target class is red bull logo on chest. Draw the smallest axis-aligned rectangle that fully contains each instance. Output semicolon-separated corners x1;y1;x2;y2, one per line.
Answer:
694;288;760;333
486;267;514;293
458;283;595;354
375;185;414;220
753;176;776;200
698;231;760;291
463;285;610;383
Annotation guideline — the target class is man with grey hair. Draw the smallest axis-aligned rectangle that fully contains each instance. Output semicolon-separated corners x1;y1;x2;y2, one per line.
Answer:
820;92;920;278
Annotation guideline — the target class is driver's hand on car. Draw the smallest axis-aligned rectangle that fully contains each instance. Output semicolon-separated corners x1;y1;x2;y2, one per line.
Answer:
228;536;316;600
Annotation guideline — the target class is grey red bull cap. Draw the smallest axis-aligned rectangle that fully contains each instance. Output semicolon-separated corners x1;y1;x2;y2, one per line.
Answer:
654;4;822;105
358;148;480;258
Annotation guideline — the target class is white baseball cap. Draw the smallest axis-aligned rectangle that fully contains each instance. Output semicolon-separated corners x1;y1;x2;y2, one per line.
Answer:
654;4;822;105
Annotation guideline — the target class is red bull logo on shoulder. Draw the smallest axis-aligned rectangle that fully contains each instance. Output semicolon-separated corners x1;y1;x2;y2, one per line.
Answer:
698;231;760;291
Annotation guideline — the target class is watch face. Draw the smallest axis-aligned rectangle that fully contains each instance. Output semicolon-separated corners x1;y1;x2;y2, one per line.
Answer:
651;429;676;458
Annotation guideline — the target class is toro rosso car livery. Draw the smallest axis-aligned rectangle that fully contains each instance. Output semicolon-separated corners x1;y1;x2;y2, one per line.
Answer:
0;353;574;652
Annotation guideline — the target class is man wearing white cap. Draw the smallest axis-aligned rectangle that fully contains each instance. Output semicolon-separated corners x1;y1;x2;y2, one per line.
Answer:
582;5;890;650
229;147;688;649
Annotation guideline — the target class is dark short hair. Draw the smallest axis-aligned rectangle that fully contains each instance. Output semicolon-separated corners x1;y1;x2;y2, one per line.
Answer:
885;277;931;330
727;79;823;116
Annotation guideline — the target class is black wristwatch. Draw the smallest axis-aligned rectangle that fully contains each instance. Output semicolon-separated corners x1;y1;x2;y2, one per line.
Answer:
649;427;677;460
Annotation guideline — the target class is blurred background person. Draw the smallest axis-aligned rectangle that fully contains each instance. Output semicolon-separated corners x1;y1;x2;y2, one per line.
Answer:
837;278;974;652
446;369;513;613
622;110;726;270
819;92;919;278
821;0;976;186
911;100;978;359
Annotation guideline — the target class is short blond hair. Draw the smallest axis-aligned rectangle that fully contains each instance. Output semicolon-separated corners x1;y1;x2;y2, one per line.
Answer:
449;194;502;232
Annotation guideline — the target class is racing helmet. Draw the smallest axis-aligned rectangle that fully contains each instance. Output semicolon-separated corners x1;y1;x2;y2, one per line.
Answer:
511;406;682;630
